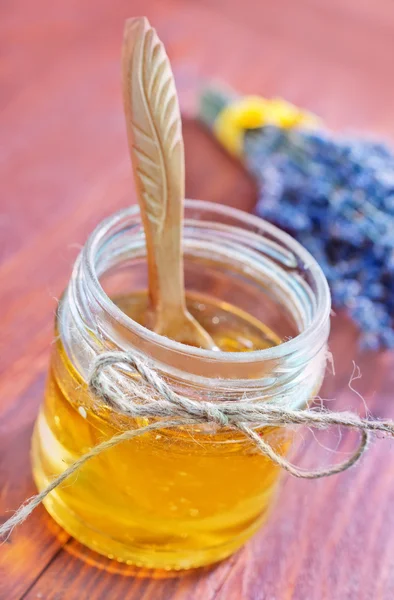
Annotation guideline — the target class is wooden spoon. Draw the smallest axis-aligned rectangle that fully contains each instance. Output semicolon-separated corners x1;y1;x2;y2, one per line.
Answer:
122;17;217;349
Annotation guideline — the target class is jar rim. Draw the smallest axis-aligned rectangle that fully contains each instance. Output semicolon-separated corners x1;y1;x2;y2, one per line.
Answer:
82;200;331;366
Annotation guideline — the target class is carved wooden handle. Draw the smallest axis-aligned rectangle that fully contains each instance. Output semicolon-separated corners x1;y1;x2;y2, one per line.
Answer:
122;18;216;349
122;17;185;318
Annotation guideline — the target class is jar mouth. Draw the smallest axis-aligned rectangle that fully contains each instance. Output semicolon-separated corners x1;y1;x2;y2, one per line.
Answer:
82;200;331;366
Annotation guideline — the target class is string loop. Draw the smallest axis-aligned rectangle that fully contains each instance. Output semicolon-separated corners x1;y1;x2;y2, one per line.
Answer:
1;350;393;540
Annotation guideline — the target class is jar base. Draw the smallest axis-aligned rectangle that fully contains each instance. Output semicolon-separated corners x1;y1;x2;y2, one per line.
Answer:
31;404;278;572
32;451;271;572
35;485;266;572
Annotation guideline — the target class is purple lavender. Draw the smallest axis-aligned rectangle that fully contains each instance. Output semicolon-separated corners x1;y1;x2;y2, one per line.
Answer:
247;126;394;350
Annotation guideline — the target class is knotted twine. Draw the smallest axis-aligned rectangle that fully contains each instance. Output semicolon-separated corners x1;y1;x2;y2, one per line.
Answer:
2;350;394;539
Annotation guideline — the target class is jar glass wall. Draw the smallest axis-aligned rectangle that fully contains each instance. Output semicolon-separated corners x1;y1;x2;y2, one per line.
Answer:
31;201;331;571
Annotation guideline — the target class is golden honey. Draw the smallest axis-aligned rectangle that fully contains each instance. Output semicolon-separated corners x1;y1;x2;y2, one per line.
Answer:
31;293;289;570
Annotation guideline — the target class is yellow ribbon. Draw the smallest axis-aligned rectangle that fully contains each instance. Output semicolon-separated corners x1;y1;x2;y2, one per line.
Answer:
213;95;319;157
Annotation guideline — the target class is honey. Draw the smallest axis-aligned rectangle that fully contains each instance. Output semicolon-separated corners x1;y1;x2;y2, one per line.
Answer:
31;292;289;570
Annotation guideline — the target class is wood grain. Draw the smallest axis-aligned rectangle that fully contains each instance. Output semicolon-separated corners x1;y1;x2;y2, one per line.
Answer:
1;1;394;598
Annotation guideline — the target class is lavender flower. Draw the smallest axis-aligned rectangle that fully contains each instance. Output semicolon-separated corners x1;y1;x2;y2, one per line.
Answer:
248;126;394;350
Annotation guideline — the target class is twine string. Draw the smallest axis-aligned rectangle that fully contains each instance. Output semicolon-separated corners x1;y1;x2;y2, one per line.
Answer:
1;350;393;539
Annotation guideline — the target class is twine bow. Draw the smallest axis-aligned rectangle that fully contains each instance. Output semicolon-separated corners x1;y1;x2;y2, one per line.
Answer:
1;351;394;539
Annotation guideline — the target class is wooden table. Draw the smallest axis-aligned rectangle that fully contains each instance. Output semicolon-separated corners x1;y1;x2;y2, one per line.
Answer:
2;1;394;598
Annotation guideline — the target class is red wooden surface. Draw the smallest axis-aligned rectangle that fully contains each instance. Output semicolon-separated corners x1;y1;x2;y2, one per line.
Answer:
1;1;394;598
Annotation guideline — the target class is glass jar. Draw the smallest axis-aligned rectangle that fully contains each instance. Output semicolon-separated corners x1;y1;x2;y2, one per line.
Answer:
31;200;330;571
